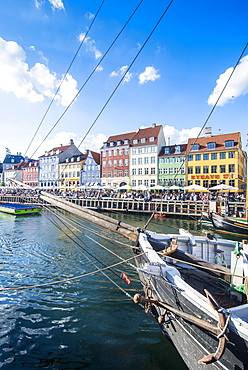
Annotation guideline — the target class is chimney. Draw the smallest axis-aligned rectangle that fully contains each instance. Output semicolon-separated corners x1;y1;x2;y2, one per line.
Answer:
69;139;74;145
205;127;212;136
60;144;63;147
152;123;156;128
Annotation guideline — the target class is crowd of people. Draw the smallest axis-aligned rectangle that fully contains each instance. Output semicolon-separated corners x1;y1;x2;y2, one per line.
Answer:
1;187;245;203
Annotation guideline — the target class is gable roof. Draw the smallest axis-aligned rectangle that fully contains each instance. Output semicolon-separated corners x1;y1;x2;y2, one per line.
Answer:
186;132;241;152
158;144;188;157
3;154;24;164
39;145;71;158
90;150;100;165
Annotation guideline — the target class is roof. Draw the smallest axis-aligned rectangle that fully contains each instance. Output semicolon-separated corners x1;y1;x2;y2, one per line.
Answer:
60;154;87;164
90;150;100;165
3;154;24;164
39;145;71;158
186;132;241;152
102;125;163;148
158;144;188;157
23;160;39;168
4;161;26;171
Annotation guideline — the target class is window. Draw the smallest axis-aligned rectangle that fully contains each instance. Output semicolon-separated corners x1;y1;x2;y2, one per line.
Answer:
159;168;163;174
195;154;201;161
138;147;143;154
220;165;226;173
117;140;122;145
164;147;170;155
118;170;122;177
188;155;193;161
175;146;181;153
207;142;216;149
220;152;226;159
169;168;173;174
108;171;112;177
229;164;235;172
108;160;112;167
124;148;129;156
118;159;122;166
203;180;209;188
108;150;112;157
132;158;136;165
188;167;193;174
228;151;235;158
124;139;129;144
211;165;217;173
113;160;117;167
163;168;168;174
151;146;156;152
144;157;149;164
119;149;122;156
203;166;209;173
211;153;217;160
149;137;155;142
225;140;234;148
141;138;146;143
174;168;178;174
144;180;149;186
195;166;201;174
138;180;142;186
144;168;149;175
151;168;155;174
151;157;155;164
132;180;136;186
132;169;136;175
138;158;142;165
159;158;164;164
132;148;137;154
124;159;128;166
229;180;235;187
124;170;128;176
138;168;142;175
191;143;199;150
133;139;138;144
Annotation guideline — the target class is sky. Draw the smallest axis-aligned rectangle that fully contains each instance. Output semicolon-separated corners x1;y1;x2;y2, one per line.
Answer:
0;0;247;161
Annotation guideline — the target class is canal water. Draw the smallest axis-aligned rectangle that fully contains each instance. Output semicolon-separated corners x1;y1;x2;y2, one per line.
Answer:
0;209;220;370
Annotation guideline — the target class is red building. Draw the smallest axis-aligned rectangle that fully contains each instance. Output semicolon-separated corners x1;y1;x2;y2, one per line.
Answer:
22;160;39;187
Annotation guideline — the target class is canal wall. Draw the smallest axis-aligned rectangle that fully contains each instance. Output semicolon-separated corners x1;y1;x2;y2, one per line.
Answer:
0;194;245;218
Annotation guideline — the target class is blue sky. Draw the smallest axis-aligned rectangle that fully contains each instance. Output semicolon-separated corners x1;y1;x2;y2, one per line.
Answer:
0;0;247;161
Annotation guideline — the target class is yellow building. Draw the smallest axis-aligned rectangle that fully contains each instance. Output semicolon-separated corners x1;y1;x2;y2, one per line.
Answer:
186;132;245;191
58;154;86;191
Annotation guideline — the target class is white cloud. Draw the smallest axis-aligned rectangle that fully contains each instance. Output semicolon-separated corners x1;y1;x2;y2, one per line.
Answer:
0;37;78;106
163;125;201;145
34;0;65;10
109;65;133;83
138;66;160;84
208;55;248;106
85;12;95;20
78;33;102;60
96;65;103;72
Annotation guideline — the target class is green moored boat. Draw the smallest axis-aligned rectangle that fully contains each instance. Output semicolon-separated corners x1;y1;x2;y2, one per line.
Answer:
0;202;42;216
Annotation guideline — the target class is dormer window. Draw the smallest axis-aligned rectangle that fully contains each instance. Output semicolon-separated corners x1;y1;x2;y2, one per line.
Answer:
191;143;199;150
71;157;74;162
117;140;122;145
207;142;216;150
149;137;155;142
103;142;109;148
124;139;129;144
175;145;181;153
225;140;234;148
141;138;146;143
66;158;69;162
133;139;138;144
164;147;171;155
110;141;115;147
77;156;80;161
56;149;60;154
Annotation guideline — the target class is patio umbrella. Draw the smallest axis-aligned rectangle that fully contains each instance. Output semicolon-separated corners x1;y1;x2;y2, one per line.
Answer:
184;184;209;191
132;185;148;191
168;185;181;190
209;184;239;191
149;185;165;190
118;184;132;190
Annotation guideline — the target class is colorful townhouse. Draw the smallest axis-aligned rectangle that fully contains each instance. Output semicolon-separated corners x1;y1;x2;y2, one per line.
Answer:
158;144;187;187
22;160;39;188
39;139;82;190
81;150;101;187
58;154;86;191
4;161;31;185
129;124;165;188
2;152;24;184
186;131;245;190
100;132;134;188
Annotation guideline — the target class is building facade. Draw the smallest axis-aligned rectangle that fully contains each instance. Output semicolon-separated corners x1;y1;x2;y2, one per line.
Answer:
129;124;165;188
2;152;24;183
58;154;86;191
158;144;187;187
22;160;39;187
186;131;245;190
39;139;82;189
81;150;101;187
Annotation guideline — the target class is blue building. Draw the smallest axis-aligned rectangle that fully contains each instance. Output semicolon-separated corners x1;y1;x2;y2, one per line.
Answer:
2;151;24;183
81;150;101;187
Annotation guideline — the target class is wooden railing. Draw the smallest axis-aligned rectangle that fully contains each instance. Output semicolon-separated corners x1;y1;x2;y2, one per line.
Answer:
0;194;245;217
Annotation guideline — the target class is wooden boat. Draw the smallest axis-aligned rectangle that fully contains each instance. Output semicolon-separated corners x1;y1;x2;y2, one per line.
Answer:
0;202;42;216
210;212;248;237
133;230;248;369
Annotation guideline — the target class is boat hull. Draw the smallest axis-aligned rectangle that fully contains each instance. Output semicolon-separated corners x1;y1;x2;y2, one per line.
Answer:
0;203;42;215
134;238;248;370
211;213;248;237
